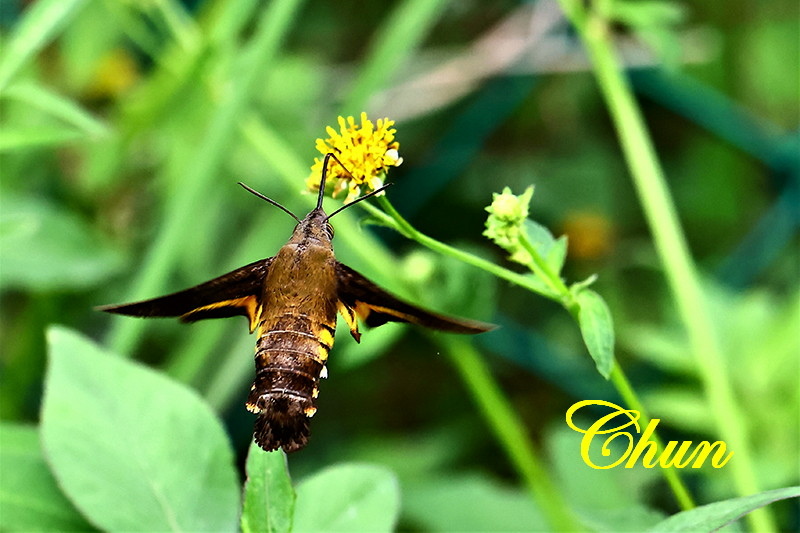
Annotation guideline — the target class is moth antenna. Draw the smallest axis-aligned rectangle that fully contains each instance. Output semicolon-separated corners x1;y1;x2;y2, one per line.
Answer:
317;152;356;210
238;182;301;223
325;183;393;220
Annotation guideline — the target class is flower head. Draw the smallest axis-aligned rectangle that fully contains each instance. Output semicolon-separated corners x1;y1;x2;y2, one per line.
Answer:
484;186;535;265
307;112;403;203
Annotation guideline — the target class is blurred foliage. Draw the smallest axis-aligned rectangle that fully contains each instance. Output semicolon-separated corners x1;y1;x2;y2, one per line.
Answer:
0;0;798;531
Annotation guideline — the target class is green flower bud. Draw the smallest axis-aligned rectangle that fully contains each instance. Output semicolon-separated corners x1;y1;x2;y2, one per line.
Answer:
484;187;534;265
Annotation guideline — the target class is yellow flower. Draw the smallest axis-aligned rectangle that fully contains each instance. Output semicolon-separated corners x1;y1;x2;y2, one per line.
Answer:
307;112;403;203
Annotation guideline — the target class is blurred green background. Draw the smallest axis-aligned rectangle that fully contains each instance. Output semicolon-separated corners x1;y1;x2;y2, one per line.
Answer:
1;0;798;530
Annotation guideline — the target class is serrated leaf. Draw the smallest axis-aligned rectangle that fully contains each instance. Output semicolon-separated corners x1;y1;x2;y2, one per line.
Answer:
293;464;400;532
576;289;615;378
41;326;240;532
648;486;800;532
0;195;124;290
241;443;295;533
0;423;94;531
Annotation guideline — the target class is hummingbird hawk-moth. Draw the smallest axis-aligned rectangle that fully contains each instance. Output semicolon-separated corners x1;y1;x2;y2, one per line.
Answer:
99;154;495;453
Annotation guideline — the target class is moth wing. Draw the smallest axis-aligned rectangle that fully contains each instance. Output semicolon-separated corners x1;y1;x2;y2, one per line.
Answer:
97;258;271;332
335;262;496;336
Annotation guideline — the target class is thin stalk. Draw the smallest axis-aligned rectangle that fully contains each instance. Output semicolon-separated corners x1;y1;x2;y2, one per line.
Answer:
610;367;695;510
441;336;583;531
518;232;578;314
364;198;556;299
559;3;771;530
341;0;449;114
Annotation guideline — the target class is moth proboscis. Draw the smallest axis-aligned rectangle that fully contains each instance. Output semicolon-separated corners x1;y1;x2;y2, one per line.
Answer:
98;153;496;453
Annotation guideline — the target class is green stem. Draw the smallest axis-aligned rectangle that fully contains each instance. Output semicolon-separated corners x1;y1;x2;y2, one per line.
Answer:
371;194;695;510
559;3;772;530
441;336;582;531
365;198;555;300
518;232;578;315
610;367;695;510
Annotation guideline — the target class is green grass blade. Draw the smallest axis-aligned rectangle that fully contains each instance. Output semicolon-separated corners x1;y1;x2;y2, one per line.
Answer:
341;0;450;114
0;0;90;91
0;127;84;151
106;0;306;356
3;82;108;137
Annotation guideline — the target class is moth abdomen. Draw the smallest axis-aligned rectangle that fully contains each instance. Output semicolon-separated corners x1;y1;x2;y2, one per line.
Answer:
247;318;336;452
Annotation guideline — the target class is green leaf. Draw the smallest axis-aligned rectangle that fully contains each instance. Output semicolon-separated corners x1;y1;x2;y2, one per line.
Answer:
523;219;556;256
0;422;94;531
241;444;295;533
3;82;109;138
403;473;547;532
576;289;615;378
520;219;568;274
293;464;400;532
648;486;800;532
0;194;124;290
0;0;90;91
547;234;569;274
40;326;240;532
547;425;664;531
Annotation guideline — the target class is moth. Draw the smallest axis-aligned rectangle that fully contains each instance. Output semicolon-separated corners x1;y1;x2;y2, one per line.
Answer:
99;154;495;453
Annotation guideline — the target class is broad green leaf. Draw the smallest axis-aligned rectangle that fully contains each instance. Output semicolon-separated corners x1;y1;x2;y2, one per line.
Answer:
293;464;400;532
648;486;800;532
576;289;615;378
3;82;108;137
0;423;94;531
41;326;240;532
547;425;664;531
403;473;547;532
241;444;295;533
0;195;124;290
0;0;90;91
